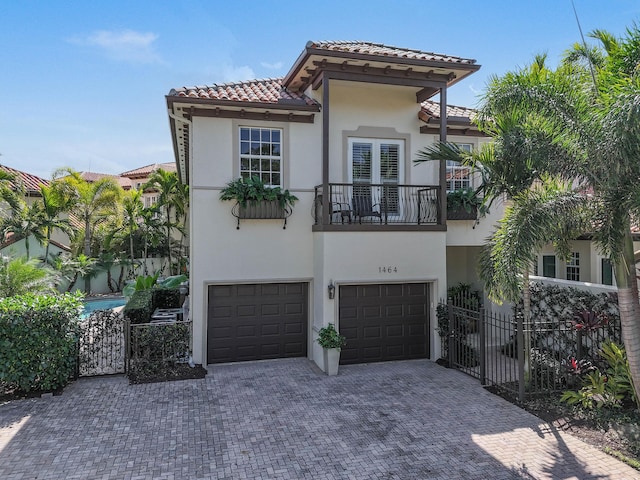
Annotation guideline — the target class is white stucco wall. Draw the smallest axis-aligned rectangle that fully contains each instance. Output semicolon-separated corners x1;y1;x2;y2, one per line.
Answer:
185;80;493;368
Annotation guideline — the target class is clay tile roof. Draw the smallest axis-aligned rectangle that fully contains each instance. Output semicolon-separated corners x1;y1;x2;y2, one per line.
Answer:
0;164;49;194
169;78;319;107
308;40;477;65
120;162;177;178
420;100;477;122
79;172;132;189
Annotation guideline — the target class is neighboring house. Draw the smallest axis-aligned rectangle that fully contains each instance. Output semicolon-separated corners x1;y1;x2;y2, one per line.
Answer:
167;40;509;371
120;162;177;208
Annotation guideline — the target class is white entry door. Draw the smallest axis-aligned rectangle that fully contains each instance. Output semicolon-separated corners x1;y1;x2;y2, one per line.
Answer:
348;138;404;217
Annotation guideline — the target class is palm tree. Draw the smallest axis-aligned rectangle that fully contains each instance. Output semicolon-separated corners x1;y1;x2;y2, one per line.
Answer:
0;199;47;259
39;184;73;261
121;188;144;270
144;168;182;275
0;255;56;297
472;24;640;400
51;169;122;293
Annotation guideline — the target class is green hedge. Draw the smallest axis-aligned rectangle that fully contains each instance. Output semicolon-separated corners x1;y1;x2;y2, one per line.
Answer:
123;289;154;324
0;292;83;392
152;288;181;309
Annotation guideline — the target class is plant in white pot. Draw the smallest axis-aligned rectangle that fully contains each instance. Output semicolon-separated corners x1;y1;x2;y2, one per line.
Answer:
317;323;346;376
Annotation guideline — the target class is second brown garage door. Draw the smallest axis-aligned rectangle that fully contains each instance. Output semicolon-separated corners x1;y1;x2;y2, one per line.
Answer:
207;283;307;364
339;283;429;364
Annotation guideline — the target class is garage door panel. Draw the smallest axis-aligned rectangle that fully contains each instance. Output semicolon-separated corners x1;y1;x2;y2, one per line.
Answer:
284;322;303;334
237;305;257;317
208;283;308;364
261;304;279;316
339;283;429;365
261;324;280;336
386;325;403;337
363;305;381;318
236;284;257;296
285;302;303;315
363;325;382;339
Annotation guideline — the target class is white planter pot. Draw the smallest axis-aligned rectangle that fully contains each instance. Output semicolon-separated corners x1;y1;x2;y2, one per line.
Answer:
323;347;341;376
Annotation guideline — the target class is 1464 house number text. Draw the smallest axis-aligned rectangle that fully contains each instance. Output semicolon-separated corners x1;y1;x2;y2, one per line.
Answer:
378;266;398;273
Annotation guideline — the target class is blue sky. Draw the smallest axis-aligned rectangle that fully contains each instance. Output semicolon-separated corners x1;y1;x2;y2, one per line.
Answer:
1;0;639;179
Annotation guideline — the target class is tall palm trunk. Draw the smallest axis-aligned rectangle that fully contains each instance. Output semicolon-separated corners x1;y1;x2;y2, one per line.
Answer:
166;205;173;275
84;217;91;293
616;228;640;401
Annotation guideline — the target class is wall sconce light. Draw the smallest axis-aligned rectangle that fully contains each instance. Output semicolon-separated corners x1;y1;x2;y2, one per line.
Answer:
328;281;336;300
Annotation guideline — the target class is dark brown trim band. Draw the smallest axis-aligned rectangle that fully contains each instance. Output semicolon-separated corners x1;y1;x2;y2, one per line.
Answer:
187;107;315;124
166;95;321;112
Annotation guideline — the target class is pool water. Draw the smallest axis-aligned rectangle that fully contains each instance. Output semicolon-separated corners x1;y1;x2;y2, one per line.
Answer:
82;298;126;319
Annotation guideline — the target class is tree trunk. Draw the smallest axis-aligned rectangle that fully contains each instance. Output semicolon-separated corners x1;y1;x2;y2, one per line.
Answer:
522;267;532;380
616;228;640;403
166;205;173;275
84;217;91;294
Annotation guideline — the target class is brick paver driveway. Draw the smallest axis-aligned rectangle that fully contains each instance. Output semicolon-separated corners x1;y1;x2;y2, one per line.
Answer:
1;358;638;479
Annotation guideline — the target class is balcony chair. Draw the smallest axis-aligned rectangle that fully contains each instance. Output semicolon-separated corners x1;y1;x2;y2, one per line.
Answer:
352;195;383;224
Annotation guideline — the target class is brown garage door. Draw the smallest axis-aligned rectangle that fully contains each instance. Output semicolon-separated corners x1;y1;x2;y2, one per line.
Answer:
207;283;308;364
339;283;429;364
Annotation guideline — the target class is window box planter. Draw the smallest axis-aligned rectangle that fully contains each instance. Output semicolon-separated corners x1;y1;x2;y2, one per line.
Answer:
220;176;297;229
447;204;478;221
232;200;292;229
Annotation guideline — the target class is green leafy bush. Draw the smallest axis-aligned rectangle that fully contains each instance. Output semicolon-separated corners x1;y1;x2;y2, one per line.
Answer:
0;292;83;392
317;323;346;349
128;321;192;382
220;176;298;208
123;289;154;324
561;341;638;409
153;288;181;309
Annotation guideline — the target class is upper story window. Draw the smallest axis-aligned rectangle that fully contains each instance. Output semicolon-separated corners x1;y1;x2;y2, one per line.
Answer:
144;195;158;209
446;143;472;192
542;255;556;278
239;127;282;187
601;258;613;285
566;252;580;281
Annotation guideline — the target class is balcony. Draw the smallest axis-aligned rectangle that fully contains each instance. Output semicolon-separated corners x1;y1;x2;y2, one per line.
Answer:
313;183;446;231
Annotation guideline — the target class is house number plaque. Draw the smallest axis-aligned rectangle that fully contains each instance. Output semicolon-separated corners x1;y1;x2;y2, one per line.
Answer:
378;266;398;273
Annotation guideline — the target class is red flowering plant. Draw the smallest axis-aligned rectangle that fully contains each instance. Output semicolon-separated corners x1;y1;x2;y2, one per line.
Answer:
572;309;609;332
564;356;596;376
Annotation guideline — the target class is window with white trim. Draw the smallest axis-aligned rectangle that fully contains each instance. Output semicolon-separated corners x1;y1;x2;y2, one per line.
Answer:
566;252;580;281
144;195;158;209
446;143;472;192
239;127;282;187
542;255;556;278
601;258;613;286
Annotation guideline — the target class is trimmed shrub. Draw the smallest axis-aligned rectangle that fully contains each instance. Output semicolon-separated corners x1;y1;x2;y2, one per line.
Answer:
123;289;154;324
152;288;180;309
0;292;83;392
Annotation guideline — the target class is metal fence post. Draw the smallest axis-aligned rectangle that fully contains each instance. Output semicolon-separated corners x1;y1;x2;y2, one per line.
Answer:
479;306;486;385
448;301;455;368
516;307;525;402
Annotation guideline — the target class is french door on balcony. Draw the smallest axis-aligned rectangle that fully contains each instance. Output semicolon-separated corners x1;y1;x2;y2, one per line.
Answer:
348;138;404;219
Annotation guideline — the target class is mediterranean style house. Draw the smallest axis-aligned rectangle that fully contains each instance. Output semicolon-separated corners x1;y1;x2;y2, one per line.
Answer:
166;40;507;371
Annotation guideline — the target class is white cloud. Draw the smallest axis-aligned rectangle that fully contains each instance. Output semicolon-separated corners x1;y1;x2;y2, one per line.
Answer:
69;29;164;65
260;61;283;70
221;64;256;82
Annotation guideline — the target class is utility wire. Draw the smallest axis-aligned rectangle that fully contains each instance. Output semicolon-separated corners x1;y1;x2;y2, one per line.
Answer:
571;0;598;90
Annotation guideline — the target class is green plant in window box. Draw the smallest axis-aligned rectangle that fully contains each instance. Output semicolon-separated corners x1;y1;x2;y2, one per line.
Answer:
219;176;298;209
446;187;488;220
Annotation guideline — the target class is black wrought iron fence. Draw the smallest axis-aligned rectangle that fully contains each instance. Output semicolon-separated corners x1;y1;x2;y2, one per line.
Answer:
126;320;193;379
77;310;126;377
439;300;622;401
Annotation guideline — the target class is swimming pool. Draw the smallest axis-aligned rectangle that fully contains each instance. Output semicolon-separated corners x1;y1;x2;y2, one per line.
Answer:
82;297;126;319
